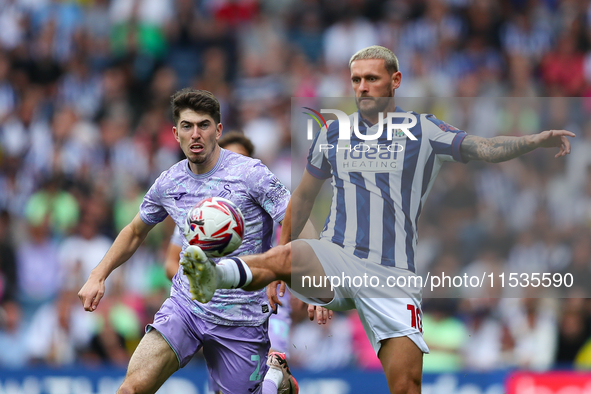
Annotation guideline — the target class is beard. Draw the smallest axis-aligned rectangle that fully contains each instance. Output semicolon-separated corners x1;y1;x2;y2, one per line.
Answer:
356;94;394;120
185;146;210;164
187;155;206;164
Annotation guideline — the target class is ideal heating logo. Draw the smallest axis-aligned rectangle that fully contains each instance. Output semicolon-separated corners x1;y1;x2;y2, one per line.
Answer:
303;107;417;172
303;108;418;147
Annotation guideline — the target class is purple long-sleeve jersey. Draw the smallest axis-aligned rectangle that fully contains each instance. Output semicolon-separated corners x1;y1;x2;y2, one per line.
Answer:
139;149;290;326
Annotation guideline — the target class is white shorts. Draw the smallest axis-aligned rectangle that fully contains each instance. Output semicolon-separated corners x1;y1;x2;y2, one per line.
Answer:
289;239;429;355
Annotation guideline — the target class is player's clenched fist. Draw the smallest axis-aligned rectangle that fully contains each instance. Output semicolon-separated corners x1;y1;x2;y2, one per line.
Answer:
78;274;105;312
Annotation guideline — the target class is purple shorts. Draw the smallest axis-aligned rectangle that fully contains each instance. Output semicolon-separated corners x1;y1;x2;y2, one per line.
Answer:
147;295;270;393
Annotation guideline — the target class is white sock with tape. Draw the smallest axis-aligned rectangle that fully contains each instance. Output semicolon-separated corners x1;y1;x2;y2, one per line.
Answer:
216;257;253;289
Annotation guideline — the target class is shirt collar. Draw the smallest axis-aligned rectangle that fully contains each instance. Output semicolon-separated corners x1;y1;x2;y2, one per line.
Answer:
184;148;226;179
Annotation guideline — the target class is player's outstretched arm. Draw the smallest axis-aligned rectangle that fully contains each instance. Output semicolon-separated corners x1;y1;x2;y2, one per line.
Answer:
279;169;325;245
460;130;575;163
78;213;155;312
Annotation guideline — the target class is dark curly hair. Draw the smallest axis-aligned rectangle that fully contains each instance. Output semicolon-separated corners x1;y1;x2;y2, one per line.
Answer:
170;88;221;126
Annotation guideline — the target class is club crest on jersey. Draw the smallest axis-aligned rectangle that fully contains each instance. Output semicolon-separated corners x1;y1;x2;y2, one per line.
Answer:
217;184;232;199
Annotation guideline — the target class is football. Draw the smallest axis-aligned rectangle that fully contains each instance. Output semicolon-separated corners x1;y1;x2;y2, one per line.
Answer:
183;197;245;257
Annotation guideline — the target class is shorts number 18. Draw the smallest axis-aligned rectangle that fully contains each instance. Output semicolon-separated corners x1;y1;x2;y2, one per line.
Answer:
407;304;423;333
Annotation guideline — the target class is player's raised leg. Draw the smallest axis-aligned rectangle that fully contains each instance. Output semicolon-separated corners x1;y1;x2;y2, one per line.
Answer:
241;243;292;289
181;243;290;303
117;330;179;394
378;337;423;394
183;240;333;304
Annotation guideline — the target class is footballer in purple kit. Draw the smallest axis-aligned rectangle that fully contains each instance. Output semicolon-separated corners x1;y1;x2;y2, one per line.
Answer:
162;131;298;393
78;89;298;394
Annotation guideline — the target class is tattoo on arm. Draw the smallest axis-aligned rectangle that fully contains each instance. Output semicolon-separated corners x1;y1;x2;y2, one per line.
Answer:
460;135;535;163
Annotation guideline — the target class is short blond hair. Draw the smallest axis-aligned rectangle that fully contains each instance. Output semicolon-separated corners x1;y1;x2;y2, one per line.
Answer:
349;45;399;74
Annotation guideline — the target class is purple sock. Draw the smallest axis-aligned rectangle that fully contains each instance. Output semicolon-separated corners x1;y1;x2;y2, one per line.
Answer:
261;380;278;394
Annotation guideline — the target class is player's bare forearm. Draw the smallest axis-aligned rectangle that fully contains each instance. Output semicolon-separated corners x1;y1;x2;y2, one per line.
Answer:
91;213;154;280
279;197;316;245
279;169;325;244
460;135;535;163
164;242;182;280
460;130;574;163
79;214;154;311
278;200;293;245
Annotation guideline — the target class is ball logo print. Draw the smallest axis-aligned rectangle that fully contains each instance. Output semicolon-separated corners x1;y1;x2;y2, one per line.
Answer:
184;197;245;257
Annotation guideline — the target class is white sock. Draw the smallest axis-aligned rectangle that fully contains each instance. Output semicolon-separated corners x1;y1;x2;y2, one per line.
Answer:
264;367;283;388
216;258;253;289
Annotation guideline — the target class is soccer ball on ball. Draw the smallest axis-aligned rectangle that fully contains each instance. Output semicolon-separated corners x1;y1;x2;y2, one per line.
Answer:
183;197;245;258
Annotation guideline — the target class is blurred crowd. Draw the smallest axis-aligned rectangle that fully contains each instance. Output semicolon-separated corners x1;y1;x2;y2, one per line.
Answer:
0;0;591;374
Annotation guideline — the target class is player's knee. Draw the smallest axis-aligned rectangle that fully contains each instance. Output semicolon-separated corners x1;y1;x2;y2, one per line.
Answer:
272;244;291;277
390;376;421;394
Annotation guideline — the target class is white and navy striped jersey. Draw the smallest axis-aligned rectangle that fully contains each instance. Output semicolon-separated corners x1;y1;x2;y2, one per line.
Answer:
306;106;468;272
